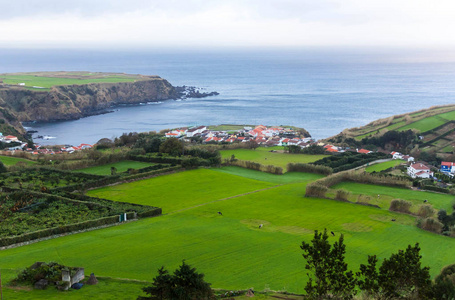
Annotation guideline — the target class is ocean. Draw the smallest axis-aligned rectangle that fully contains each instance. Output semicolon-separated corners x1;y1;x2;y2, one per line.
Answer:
1;48;455;145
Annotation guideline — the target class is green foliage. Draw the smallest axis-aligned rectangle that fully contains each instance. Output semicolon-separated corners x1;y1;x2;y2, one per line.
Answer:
0;161;7;173
312;152;389;173
418;217;443;234
139;261;212;300
14;262;76;286
300;229;356;299
360;129;418;152
301;144;326;155
287;163;333;175
357;243;433;299
389;199;412;214
305;183;328;198
159;138;184;156
434;264;455;300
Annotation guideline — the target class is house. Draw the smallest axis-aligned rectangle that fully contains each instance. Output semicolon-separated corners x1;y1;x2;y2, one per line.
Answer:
186;126;207;137
407;163;433;179
357;149;372;154
391;151;403;159
441;161;455;174
4;135;19;143
402;155;414;163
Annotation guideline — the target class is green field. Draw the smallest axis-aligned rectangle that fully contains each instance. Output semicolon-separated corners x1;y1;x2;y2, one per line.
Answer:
76;160;155;175
0;155;36;166
2;167;455;299
333;182;455;212
365;159;404;173
220;147;328;170
0;73;140;90
397;111;455;133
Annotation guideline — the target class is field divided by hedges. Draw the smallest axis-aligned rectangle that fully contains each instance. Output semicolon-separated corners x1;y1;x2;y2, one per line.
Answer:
1;168;455;297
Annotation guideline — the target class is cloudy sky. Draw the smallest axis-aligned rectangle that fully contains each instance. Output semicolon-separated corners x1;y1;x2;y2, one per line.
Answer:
1;0;455;49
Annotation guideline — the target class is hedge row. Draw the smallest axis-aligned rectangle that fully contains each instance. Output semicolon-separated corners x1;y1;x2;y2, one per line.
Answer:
226;160;283;175
422;185;450;194
129;154;183;164
287;163;333;175
1;214;119;247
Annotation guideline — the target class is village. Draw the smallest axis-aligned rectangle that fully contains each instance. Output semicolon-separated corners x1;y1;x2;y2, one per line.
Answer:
1;124;454;182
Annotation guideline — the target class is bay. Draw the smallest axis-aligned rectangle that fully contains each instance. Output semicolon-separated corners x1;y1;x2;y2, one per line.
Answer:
1;49;455;145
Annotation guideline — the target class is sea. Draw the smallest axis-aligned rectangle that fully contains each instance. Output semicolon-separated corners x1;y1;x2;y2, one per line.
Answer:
1;48;455;145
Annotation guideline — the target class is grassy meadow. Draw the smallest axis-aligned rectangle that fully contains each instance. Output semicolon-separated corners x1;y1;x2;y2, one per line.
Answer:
364;159;404;173
2;167;455;299
0;73;139;89
76;160;155;175
220;147;328;170
0;155;37;166
333;182;455;212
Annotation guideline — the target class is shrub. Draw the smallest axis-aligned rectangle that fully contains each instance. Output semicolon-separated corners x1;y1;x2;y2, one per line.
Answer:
389;199;412;214
417;204;435;218
305;183;328;198
335;189;350;201
418;217;443;234
287;163;333;175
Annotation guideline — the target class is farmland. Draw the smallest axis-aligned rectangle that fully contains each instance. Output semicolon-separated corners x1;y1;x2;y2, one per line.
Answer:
76;160;155;175
220;147;328;170
1;167;455;299
0;72;142;90
364;159;404;173
0;155;36;166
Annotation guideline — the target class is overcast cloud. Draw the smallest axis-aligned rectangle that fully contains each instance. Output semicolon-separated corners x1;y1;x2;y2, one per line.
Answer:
1;0;455;49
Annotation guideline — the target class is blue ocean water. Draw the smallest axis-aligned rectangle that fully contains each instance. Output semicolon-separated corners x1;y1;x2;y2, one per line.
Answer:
1;49;455;145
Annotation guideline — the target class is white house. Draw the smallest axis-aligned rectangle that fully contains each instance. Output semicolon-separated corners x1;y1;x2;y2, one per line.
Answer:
402;155;415;163
391;151;403;159
186;126;207;137
407;163;433;179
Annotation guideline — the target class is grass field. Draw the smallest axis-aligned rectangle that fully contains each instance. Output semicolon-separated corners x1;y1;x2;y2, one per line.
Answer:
220;147;328;170
397;111;455;133
0;73;140;90
333;182;455;212
365;159;404;173
76;160;155;175
0;155;36;166
2;167;455;299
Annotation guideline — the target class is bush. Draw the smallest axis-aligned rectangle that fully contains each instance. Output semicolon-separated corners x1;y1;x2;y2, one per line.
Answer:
357;194;371;205
389;199;412;214
305;183;328;198
418;217;443;234
335;189;350;201
417;204;435;218
227;160;283;175
287;163;333;175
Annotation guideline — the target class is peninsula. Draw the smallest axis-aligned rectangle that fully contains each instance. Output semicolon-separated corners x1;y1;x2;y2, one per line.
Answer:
0;72;218;137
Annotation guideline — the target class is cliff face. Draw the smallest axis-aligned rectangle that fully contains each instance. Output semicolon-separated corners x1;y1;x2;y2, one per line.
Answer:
0;77;177;122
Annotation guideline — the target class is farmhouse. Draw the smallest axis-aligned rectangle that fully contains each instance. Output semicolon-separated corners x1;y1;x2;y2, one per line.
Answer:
357;148;372;154
441;161;455;174
407;163;434;179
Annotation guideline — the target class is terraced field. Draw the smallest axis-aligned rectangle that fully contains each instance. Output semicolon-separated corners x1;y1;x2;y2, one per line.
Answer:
364;159;404;173
1;167;455;299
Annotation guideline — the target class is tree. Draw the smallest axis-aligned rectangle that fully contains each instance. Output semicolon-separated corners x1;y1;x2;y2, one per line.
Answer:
110;166;117;175
433;264;455;300
357;243;433;299
159;138;184;156
139;266;173;300
246;140;259;150
138;261;212;300
0;161;7;173
300;229;356;299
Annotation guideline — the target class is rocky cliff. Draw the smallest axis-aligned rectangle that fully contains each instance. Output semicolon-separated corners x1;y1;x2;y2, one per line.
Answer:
0;77;177;123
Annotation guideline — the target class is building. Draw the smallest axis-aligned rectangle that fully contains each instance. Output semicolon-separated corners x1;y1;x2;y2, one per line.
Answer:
441;161;455;174
407;163;434;179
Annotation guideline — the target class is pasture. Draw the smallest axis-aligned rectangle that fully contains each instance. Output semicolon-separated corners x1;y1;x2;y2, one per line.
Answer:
0;155;36;166
364;159;404;173
332;182;455;212
1;167;455;299
220;147;328;170
0;73;139;89
76;160;155;175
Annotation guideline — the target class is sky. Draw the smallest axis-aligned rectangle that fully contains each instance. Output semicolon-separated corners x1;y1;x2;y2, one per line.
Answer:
1;0;455;49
